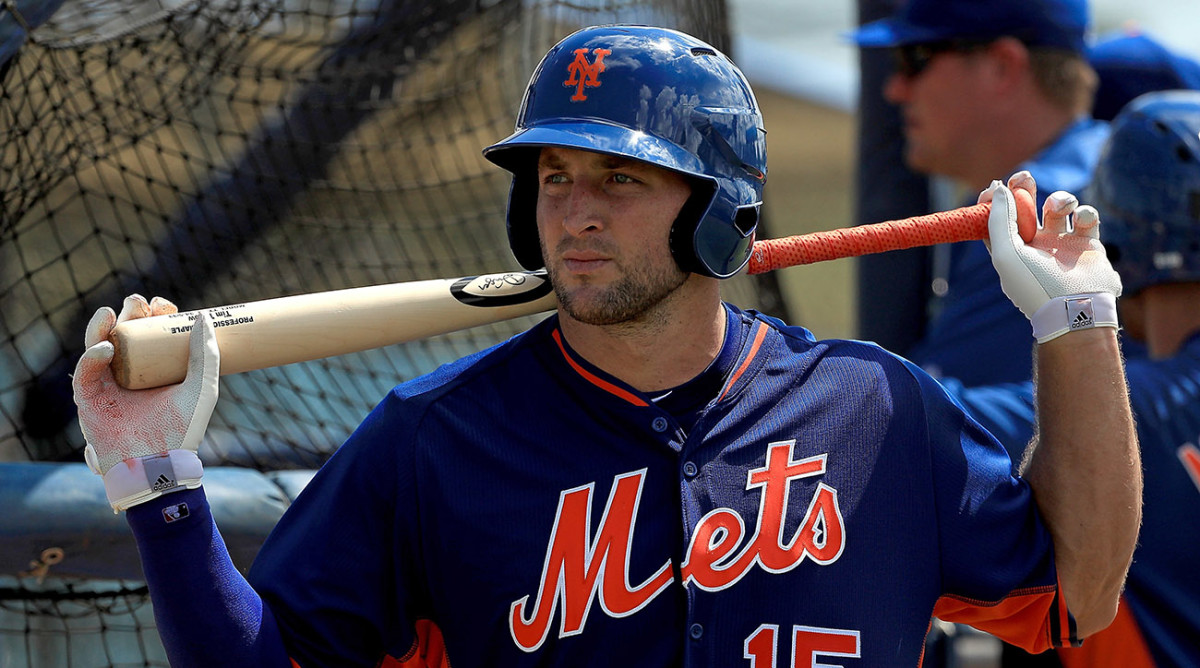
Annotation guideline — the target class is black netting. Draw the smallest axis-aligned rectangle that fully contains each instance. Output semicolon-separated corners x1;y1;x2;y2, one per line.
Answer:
0;1;784;662
0;578;166;667
1;0;782;468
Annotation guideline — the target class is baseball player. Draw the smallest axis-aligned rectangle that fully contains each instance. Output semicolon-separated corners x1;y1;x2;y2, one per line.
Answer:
1069;89;1200;668
70;25;1140;667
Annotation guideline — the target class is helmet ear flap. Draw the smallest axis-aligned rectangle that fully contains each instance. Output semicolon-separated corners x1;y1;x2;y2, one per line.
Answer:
671;177;760;278
505;160;545;271
692;202;759;278
669;179;721;275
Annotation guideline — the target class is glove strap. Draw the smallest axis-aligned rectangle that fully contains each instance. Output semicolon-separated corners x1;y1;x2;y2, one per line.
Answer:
1031;293;1119;344
100;450;204;513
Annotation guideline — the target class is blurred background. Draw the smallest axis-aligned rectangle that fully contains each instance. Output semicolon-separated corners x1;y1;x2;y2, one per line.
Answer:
727;0;1200;342
0;0;1193;665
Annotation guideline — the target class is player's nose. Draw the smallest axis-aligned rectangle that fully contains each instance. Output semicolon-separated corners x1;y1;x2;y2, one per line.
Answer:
562;181;606;235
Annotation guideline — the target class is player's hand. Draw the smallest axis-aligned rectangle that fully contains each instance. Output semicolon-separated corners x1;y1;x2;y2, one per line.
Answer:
72;295;219;512
982;171;1121;343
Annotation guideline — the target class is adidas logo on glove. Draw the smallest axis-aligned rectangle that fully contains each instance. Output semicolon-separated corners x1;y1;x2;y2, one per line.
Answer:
151;473;176;492
1066;297;1096;331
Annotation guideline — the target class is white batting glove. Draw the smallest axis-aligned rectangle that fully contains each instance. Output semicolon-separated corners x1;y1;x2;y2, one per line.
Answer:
982;171;1121;343
72;295;219;512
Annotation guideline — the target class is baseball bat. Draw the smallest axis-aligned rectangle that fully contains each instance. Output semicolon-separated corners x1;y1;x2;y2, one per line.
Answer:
110;193;1037;389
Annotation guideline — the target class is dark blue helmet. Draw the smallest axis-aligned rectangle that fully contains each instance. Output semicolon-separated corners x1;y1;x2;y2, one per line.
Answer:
483;25;767;278
1086;90;1200;295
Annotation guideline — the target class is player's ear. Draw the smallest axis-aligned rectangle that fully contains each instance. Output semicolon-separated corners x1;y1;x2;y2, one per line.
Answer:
985;37;1030;88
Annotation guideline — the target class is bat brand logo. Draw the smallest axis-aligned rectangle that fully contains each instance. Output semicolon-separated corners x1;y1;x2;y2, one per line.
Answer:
509;440;845;652
451;270;553;307
564;47;611;101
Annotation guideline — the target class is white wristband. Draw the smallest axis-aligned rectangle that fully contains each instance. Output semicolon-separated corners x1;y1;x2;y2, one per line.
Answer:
1031;293;1119;343
99;450;204;513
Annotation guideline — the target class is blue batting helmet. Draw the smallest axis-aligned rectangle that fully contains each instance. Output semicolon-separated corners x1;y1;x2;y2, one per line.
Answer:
483;25;767;278
1086;90;1200;295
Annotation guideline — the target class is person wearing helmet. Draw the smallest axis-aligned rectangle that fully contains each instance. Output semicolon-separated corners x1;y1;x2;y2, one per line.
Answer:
1079;88;1200;668
67;25;1140;666
1055;89;1200;668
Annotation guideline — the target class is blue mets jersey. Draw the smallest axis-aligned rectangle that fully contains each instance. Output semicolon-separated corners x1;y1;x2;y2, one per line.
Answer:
242;304;1074;667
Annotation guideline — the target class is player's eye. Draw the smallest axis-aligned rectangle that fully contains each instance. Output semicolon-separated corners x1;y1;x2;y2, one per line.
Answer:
612;173;638;184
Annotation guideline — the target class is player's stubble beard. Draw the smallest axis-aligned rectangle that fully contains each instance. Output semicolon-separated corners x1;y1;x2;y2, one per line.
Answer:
541;236;689;329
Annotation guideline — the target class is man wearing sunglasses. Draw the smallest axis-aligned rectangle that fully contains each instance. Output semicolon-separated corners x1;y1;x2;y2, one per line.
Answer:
849;0;1108;391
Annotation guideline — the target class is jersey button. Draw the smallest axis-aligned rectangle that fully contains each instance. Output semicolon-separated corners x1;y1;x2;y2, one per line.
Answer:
683;461;698;477
689;623;704;640
651;417;669;432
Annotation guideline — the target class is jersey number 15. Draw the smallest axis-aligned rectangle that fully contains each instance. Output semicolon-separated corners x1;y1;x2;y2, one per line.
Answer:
744;624;861;667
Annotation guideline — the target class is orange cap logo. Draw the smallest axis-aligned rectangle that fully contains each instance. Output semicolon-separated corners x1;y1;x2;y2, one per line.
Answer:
564;48;611;101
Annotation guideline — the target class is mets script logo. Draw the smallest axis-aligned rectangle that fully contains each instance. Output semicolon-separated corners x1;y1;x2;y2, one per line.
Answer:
564;47;611;101
509;440;846;651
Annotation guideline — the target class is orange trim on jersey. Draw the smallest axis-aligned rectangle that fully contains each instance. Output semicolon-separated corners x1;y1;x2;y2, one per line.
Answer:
933;583;1072;654
552;328;649;406
718;321;768;402
286;620;449;668
385;619;450;668
1057;596;1155;668
1180;443;1200;493
1056;583;1073;645
916;619;933;668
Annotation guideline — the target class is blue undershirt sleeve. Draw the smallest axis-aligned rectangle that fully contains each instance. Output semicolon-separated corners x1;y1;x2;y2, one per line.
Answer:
125;486;294;668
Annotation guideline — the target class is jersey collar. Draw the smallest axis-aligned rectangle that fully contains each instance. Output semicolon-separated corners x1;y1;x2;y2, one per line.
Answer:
547;304;770;410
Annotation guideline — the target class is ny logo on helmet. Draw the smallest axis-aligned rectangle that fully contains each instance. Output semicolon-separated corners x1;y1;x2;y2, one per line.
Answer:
564;48;611;101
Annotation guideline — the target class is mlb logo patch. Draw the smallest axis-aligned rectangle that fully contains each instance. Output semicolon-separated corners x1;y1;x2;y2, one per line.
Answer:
162;502;190;524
